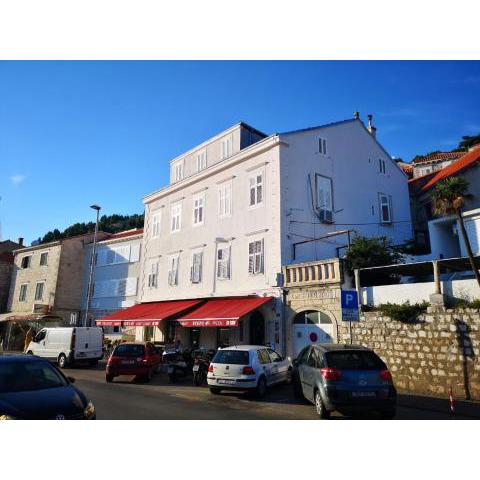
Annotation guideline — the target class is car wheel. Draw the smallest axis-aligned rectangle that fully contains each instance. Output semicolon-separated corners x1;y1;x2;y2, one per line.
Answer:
314;390;330;419
293;376;304;399
26;350;33;355
58;353;68;369
380;408;396;420
106;374;114;383
209;387;222;395
256;376;267;399
285;368;292;385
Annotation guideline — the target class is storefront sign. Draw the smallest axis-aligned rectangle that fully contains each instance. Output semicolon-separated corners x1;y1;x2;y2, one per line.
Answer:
178;319;238;328
287;289;340;301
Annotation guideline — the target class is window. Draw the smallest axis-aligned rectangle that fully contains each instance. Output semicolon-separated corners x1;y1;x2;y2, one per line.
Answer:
171;202;182;232
212;349;249;365
34;282;45;301
19;284;28;302
39;252;48;266
21;256;31;269
315;174;333;223
173;161;184;182
318;137;327;155
218;181;232;217
378;158;386;174
217;246;231;279
379;193;392;223
152;211;162;238
325;351;386;370
190;251;203;284
257;349;271;365
249;172;263;207
196;150;207;172
297;347;311;365
220;135;233;159
267;349;282;363
148;262;158;288
248;239;264;275
168;255;179;286
193;195;204;226
70;312;78;325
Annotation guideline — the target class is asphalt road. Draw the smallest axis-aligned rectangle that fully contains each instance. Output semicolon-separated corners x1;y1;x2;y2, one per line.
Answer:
65;363;476;420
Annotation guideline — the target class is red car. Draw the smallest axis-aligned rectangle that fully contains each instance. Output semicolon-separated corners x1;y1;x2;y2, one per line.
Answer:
106;342;161;383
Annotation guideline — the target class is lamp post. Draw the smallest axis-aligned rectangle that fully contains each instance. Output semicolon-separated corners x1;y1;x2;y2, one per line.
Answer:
84;204;101;327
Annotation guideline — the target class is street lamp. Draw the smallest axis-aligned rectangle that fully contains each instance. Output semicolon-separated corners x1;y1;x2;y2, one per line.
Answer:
84;204;101;327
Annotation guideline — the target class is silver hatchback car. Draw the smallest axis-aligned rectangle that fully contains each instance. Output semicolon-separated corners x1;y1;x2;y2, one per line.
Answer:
292;344;397;419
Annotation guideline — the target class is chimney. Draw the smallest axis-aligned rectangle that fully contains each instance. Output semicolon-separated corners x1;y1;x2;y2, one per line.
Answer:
354;111;360;120
18;237;24;247
367;114;377;138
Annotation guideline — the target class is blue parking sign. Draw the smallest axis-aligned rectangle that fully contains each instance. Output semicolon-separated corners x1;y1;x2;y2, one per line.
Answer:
341;290;359;322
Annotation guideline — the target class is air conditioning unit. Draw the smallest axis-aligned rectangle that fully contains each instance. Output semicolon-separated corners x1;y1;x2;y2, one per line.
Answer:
319;209;333;224
32;303;50;314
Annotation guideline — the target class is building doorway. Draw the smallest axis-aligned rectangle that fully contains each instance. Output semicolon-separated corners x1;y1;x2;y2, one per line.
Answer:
293;310;333;357
217;328;230;348
249;311;265;345
190;328;200;349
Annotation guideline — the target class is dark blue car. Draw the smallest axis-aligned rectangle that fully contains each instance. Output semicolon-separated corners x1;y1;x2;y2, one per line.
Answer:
0;355;96;420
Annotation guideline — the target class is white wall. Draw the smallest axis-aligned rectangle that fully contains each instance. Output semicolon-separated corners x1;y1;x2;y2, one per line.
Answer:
362;278;480;306
279;119;413;265
141;137;283;303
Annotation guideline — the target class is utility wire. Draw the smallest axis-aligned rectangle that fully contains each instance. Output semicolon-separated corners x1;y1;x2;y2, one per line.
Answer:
289;219;411;226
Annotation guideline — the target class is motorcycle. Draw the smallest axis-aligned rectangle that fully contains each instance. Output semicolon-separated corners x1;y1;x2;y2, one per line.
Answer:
163;348;192;383
192;349;215;386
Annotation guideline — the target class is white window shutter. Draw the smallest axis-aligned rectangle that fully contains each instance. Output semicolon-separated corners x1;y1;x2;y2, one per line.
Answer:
130;243;140;262
126;277;138;296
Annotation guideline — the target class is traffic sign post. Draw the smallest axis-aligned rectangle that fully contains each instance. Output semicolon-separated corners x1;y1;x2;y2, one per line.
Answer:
341;290;360;344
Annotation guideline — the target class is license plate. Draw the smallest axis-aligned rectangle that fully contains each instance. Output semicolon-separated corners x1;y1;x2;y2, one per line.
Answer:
218;379;235;385
122;360;135;365
193;365;200;372
352;391;376;397
77;352;86;357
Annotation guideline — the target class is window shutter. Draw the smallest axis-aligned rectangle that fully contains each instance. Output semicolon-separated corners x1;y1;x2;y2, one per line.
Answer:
130;243;140;262
260;239;264;273
226;246;231;278
248;242;254;274
126;277;137;296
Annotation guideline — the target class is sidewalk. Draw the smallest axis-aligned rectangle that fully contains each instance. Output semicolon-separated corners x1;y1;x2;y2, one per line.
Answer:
398;393;480;419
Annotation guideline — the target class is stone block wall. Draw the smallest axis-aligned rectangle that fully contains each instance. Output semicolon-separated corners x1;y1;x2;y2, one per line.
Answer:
338;308;480;400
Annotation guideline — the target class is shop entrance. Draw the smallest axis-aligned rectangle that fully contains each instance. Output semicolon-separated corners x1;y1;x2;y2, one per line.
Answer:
292;310;333;357
249;311;265;346
190;328;200;349
217;327;230;348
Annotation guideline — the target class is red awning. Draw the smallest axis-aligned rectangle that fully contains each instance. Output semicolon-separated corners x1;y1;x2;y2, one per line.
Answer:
96;299;203;327
177;296;274;328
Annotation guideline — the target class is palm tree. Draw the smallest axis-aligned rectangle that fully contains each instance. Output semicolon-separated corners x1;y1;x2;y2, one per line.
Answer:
431;177;480;288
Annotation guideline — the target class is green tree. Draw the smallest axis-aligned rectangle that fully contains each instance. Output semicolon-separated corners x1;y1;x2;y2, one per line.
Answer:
432;177;480;288
345;236;402;285
458;134;480;151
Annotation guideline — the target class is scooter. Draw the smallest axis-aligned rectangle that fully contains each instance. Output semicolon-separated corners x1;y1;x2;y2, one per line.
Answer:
163;348;192;383
192;349;215;386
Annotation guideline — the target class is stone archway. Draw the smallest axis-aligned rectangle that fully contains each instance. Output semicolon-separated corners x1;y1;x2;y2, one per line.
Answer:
292;310;334;357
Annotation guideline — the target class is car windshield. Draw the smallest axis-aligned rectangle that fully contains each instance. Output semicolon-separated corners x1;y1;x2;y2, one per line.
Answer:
212;350;250;365
114;344;145;357
0;361;68;393
325;351;386;370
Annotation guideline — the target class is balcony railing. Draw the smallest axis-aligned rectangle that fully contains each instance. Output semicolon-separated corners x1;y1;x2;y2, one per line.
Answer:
283;258;341;287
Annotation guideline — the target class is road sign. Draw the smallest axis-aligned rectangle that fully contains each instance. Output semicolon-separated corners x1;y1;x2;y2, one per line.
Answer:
341;290;359;322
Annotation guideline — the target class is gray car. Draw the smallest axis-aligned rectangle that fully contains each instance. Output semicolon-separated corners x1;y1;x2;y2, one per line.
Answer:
292;344;397;419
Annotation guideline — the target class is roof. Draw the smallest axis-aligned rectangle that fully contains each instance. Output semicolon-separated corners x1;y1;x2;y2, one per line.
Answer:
279;118;357;135
412;151;465;165
0;355;45;363
104;228;143;240
419;147;480;192
314;344;370;352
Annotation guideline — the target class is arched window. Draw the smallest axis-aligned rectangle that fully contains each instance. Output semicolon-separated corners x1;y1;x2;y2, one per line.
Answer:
293;310;332;325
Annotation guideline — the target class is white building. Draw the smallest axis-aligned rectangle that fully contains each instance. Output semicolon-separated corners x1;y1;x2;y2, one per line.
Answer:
82;229;143;336
98;116;412;355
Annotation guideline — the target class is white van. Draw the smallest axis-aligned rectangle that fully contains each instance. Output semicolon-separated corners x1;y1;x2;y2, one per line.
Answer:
26;327;104;368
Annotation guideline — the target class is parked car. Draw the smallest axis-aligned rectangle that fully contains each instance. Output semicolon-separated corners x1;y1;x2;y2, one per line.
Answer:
105;342;162;383
0;355;96;420
207;345;292;398
292;344;397;419
26;327;103;368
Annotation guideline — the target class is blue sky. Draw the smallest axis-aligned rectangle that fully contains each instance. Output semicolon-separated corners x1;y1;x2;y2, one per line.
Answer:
1;60;479;244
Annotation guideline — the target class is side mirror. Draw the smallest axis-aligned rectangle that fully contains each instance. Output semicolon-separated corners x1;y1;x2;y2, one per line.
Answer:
67;376;76;384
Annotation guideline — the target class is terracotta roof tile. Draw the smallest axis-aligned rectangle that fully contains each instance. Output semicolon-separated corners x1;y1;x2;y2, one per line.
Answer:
419;148;480;192
412;151;465;165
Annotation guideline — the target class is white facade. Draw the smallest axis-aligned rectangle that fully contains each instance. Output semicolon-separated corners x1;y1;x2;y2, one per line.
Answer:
139;118;413;352
81;230;143;333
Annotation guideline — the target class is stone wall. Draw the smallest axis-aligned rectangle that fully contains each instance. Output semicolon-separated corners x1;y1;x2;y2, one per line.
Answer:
338;308;480;400
0;259;13;313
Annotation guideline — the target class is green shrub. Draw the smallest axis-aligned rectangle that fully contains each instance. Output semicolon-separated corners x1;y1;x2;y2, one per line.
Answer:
377;301;429;323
